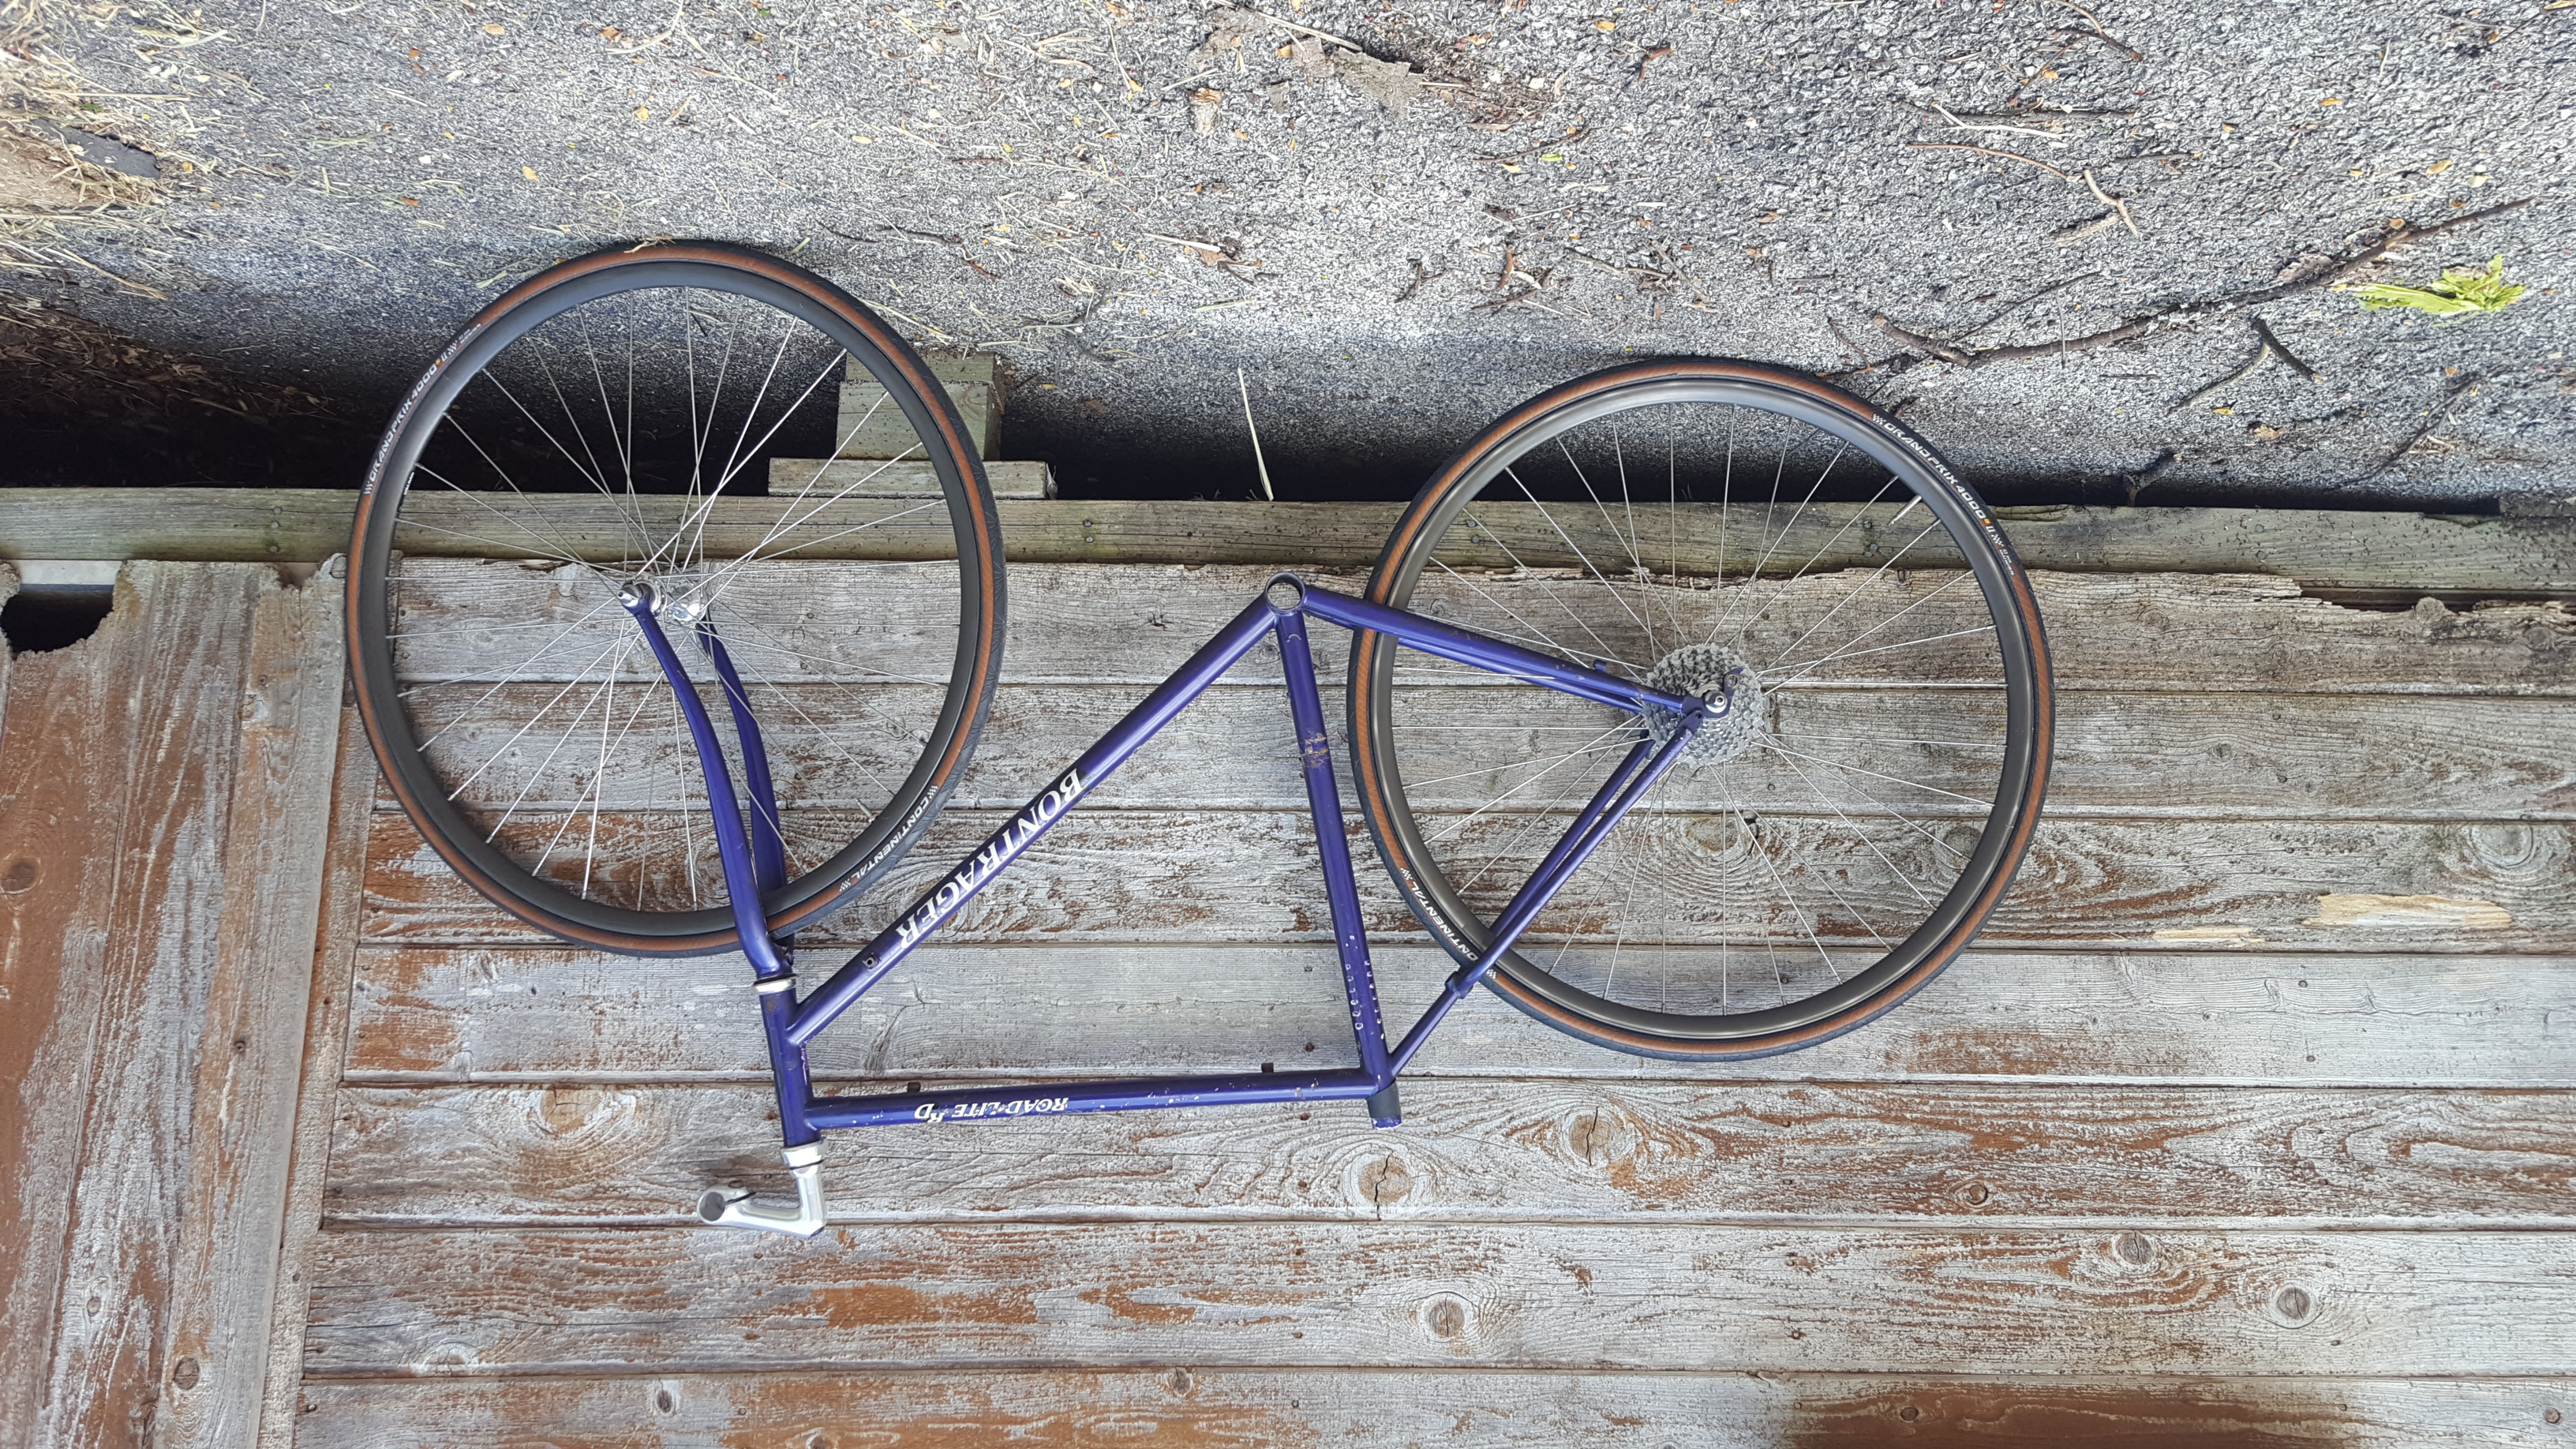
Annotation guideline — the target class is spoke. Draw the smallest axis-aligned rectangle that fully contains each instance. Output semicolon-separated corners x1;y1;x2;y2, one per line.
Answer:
1395;724;1631;733
1734;805;1840;983
673;626;955;688
1792;732;2005;750
400;577;630;685
481;642;628;843
1455;509;1627;670
1424;721;1637;848
1768;744;1930;912
575;322;639;526
1428;560;1631;668
436;634;637;800
665;686;702;908
690;492;940;605
710;317;798;524
532;347;616;519
405;590;629;732
409;459;597;570
1506;464;1653;661
1769;620;1992;687
1708;438;1792;645
1759;505;1941;670
1762;739;1995;809
479;371;653;563
583;672;669;901
1556;433;1660;657
1724;470;1896;652
1709;440;1846;646
1454;737;1636;898
536;640;630;883
1764;571;1979;686
388;513;595;571
1598;818;1646;1003
746;679;893;814
707;378;901;575
1404;736;1638;792
1756;741;1971;868
686;339;845;576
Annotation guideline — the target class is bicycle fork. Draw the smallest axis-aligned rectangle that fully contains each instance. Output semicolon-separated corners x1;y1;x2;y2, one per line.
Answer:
619;575;1709;1237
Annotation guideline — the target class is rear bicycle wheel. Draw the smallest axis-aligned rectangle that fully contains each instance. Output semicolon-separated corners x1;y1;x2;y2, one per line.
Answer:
348;242;1005;957
1351;360;2051;1058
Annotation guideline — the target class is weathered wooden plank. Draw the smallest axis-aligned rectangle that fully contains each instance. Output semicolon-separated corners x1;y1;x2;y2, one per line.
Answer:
397;680;2576;822
6;492;2571;595
837;354;995;460
763;457;1056;496
0;563;155;1449
253;704;374;1449
298;1222;2576;1376
0;564;13;722
0;564;266;1447
379;561;2576;695
155;575;348;1449
323;1080;2576;1226
361;805;2576;954
340;945;2576;1088
287;1370;2576;1449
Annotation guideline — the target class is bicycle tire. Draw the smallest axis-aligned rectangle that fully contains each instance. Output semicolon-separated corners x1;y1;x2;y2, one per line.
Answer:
1350;359;2051;1058
349;242;1005;957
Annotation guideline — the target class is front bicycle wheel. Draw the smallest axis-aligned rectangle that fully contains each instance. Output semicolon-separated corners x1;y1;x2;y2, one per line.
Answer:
1351;360;2050;1058
349;242;1005;957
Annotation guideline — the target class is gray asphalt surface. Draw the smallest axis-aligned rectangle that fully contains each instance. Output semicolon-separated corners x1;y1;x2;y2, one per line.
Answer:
5;0;2571;504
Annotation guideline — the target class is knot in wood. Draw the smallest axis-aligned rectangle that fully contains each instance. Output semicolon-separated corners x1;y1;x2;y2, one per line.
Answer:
1423;1296;1469;1339
1362;1155;1413;1204
2115;1231;2153;1265
2275;1286;2313;1322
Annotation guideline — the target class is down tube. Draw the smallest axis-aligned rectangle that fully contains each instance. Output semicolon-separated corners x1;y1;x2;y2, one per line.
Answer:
788;593;1283;1046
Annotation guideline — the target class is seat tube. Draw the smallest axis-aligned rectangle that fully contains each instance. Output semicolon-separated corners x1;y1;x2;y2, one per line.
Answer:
760;985;818;1147
1271;602;1394;1095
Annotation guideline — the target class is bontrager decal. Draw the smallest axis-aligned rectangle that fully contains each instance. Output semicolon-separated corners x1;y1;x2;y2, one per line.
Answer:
892;763;1090;950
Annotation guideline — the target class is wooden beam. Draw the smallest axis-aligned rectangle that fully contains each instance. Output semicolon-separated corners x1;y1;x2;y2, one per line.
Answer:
0;491;2568;593
156;574;348;1449
0;564;290;1446
290;1371;2574;1449
838;354;996;460
340;943;2576;1088
253;703;373;1449
763;458;1058;499
298;1220;2576;1376
323;1079;2576;1226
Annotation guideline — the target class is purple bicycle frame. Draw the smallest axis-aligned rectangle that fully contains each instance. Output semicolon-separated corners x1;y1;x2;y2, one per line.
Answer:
618;573;1709;1162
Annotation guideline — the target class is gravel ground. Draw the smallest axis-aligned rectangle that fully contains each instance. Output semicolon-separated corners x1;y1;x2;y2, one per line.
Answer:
2;0;2570;504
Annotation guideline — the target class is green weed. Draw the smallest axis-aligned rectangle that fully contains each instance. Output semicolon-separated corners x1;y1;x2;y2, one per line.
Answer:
2355;256;2528;317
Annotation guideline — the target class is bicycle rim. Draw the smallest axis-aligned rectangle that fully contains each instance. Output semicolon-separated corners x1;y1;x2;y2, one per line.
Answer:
348;242;1005;956
1352;360;2050;1058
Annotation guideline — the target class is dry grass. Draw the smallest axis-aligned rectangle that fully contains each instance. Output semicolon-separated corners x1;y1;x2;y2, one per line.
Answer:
0;293;337;427
2;0;170;212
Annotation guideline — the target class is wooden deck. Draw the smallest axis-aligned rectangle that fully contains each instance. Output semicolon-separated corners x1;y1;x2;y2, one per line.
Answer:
2;496;2572;1446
